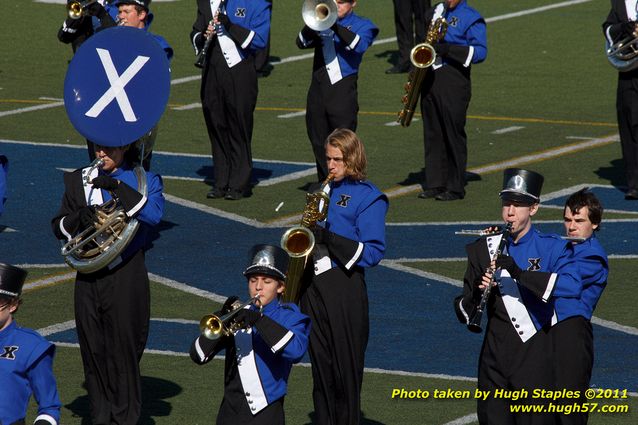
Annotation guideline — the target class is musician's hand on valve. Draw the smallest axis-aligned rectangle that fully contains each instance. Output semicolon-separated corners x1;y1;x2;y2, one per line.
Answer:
622;21;638;37
78;206;96;229
234;309;262;328
311;226;333;246
434;42;450;57
221;296;239;315
495;254;522;279
91;175;119;191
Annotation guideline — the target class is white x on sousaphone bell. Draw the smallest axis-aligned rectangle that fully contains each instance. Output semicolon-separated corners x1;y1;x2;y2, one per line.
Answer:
61;26;170;273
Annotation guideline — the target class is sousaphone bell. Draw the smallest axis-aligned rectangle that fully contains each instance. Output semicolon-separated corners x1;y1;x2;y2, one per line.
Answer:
302;0;338;31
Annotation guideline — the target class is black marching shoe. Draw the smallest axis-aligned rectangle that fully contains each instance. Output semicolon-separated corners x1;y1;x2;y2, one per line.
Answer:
435;191;464;201
625;188;638;200
385;63;410;74
225;189;243;200
417;187;444;199
207;188;226;199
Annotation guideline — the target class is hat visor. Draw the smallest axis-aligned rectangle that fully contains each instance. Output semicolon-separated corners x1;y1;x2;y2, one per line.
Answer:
243;265;286;281
499;190;538;205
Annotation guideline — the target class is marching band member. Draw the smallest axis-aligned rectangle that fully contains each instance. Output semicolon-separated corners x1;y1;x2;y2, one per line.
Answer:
190;244;311;425
301;129;388;425
387;0;431;74
58;0;173;169
296;1;378;183
417;0;487;201
551;189;608;425
0;263;61;425
0;155;7;216
51;142;164;424
454;168;580;425
603;1;638;199
191;0;271;200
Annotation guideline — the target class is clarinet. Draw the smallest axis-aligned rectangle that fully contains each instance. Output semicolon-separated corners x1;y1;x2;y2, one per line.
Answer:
467;222;513;333
194;20;214;69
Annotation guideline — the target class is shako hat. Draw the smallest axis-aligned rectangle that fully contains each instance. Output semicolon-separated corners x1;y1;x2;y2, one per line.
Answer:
499;168;544;204
0;263;28;298
243;244;289;281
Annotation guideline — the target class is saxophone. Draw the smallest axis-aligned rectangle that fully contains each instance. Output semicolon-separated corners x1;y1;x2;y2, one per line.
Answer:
397;13;448;127
280;174;334;303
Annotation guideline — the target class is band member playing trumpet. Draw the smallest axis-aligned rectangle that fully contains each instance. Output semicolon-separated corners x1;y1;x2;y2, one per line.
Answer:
296;1;378;183
300;129;388;425
191;0;271;200
417;0;486;201
58;0;173;168
603;2;638;199
51;142;164;425
190;244;311;425
454;168;580;425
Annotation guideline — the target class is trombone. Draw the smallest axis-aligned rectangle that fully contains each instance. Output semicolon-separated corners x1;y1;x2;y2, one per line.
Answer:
199;295;262;340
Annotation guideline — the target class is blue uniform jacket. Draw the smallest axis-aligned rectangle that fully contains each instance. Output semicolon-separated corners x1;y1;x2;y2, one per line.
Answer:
432;1;487;68
191;300;310;414
553;236;608;321
52;162;164;268
321;179;388;270
298;12;378;83
0;321;61;425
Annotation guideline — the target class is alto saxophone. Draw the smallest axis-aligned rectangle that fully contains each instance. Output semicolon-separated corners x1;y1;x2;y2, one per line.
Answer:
397;14;448;127
280;174;334;303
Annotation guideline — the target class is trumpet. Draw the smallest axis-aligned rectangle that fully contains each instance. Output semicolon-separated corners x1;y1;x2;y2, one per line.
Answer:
67;0;97;20
467;222;512;333
199;295;262;340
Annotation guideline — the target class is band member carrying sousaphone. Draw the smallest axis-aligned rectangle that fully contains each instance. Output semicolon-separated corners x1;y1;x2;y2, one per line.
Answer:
190;244;311;425
51;25;169;424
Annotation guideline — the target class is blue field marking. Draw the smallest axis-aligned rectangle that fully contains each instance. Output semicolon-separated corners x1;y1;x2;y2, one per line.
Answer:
1;140;637;391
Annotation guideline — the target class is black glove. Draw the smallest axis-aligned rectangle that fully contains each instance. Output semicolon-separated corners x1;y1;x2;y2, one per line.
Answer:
85;1;107;18
78;206;96;229
622;21;638;37
217;13;233;30
221;296;239;315
91;175;119;191
495;254;522;280
300;25;319;41
311;226;334;246
434;43;451;57
234;308;262;328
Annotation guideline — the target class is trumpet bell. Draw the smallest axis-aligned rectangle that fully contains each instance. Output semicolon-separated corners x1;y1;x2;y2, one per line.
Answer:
302;0;338;31
67;0;97;20
200;314;224;340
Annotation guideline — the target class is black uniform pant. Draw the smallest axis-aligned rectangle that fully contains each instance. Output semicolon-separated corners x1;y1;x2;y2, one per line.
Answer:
300;267;368;425
551;317;593;425
478;322;554;425
420;66;471;196
201;44;258;194
306;73;358;182
75;250;150;425
392;0;429;66
217;397;284;425
616;73;638;191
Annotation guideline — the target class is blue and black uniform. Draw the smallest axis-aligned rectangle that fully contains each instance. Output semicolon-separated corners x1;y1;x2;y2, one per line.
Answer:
603;0;638;198
550;236;608;425
51;162;164;424
191;0;271;199
456;226;580;425
190;300;310;425
301;178;388;425
0;321;61;425
296;13;379;182
420;1;486;199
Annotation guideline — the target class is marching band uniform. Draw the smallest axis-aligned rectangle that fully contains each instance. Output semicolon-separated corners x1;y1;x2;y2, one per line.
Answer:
0;155;7;216
454;169;580;425
191;0;271;200
603;0;638;199
51;160;164;425
296;8;379;182
387;0;431;74
302;178;388;425
190;245;311;425
550;235;608;425
419;0;486;201
0;264;61;425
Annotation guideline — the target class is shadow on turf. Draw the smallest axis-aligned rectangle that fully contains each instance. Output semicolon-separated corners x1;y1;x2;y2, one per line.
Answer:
397;169;481;189
303;411;386;425
65;376;181;424
375;49;401;68
594;158;625;188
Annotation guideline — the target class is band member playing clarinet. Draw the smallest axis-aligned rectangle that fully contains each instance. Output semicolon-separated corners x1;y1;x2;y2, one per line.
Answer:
191;0;271;200
190;244;310;425
51;142;164;424
454;168;579;425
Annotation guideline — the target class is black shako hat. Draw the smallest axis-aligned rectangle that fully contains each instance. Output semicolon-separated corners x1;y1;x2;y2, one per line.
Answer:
243;245;289;281
0;263;28;298
499;168;544;204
